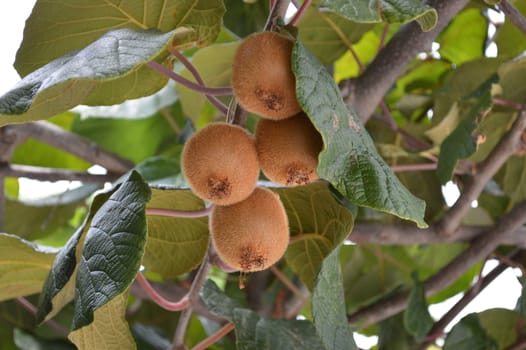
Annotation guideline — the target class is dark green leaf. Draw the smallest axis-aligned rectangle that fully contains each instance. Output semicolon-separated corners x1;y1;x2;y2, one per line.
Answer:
292;40;427;228
201;280;241;321
320;0;438;31
436;75;497;184
72;171;151;329
144;187;209;277
223;0;268;37
443;313;498;350
403;272;433;342
16;0;225;76
275;182;354;290
312;245;357;350
1;28;181;126
378;314;414;350
479;308;521;349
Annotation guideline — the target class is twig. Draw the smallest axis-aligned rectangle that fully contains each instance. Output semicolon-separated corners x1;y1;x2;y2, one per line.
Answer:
494;98;524;111
417;251;518;350
270;265;308;305
499;0;526;36
145;61;229;115
0;163;121;183
378;23;390;49
5;121;134;173
171;253;212;350
350;223;526;247
146;206;213;218
436;107;526;235
345;0;470;122
390;163;437;172
347;199;526;328
191;322;235;350
15;297;69;337
289;0;312;26
264;0;292;30
135;272;190;311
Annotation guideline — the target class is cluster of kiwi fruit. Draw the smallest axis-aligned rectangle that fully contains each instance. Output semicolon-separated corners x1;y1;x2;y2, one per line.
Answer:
181;31;323;276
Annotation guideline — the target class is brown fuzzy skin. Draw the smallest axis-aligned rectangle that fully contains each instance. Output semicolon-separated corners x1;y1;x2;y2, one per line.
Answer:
255;113;323;186
210;187;289;272
181;122;260;205
232;32;302;120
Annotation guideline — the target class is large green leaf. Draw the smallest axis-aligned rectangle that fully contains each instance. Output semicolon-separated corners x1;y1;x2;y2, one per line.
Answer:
437;8;486;65
275;182;354;290
320;0;438;31
15;0;225;76
201;280;326;350
496;155;526;206
69;291;136;350
479;308;522;349
312;245;357;350
292;40;427;228
403;273;433;342
0;234;56;302
444;313;498;350
0;28;185;126
297;7;373;64
143;187;209;278
495;0;526;58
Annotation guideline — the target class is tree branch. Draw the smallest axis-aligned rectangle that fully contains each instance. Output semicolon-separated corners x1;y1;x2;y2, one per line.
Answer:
0;163;121;183
436;108;526;235
344;0;469;122
499;0;526;36
350;223;526;247
348;199;526;328
4;121;134;173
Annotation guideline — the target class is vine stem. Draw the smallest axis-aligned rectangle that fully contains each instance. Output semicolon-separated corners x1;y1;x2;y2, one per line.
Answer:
499;0;526;36
289;0;312;26
190;322;235;350
270;265;308;304
145;61;229;114
146;205;213;218
391;163;437;172
171;252;212;350
135;272;190;311
15;297;69;337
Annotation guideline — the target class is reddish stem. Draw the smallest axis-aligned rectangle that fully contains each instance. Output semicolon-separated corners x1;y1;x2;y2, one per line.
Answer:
191;323;235;350
146;206;213;218
391;163;437;172
135;272;190;311
290;0;312;26
15;297;69;336
493;98;523;111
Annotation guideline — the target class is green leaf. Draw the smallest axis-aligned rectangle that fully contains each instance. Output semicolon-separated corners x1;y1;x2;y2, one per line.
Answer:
0;234;56;302
320;0;438;31
273;182;353;290
297;7;373;64
437;8;487;65
436;74;497;184
495;0;526;58
443;313;498;350
0;28;184;126
143;187;209;278
479;308;521;349
378;314;414;350
14;328;75;350
403;272;433;342
69;291;136;350
312;245;357;350
201;280;326;350
498;56;526;104
292;40;427;228
497;155;526;206
223;0;269;37
16;0;225;76
72;171;151;330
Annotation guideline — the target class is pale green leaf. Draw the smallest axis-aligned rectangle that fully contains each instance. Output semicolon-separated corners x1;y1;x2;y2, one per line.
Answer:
312;245;357;350
275;182;354;290
69;291;136;350
143;187;209;278
495;0;526;58
497;155;526;206
0;234;56;302
292;40;427;228
16;0;225;76
498;56;526;104
444;313;498;350
404;272;433;342
479;308;522;349
320;0;438;31
0;28;185;126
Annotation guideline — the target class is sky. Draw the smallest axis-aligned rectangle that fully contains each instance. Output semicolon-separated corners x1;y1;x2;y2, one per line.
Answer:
0;2;522;348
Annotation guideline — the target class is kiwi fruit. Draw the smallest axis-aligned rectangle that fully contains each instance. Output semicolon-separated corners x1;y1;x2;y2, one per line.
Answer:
210;187;289;272
255;113;323;186
232;31;302;120
181;122;260;205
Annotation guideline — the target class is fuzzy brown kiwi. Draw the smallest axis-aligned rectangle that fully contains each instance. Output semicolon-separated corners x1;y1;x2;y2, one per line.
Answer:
232;31;301;120
181;122;260;205
210;187;289;273
255;112;323;186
